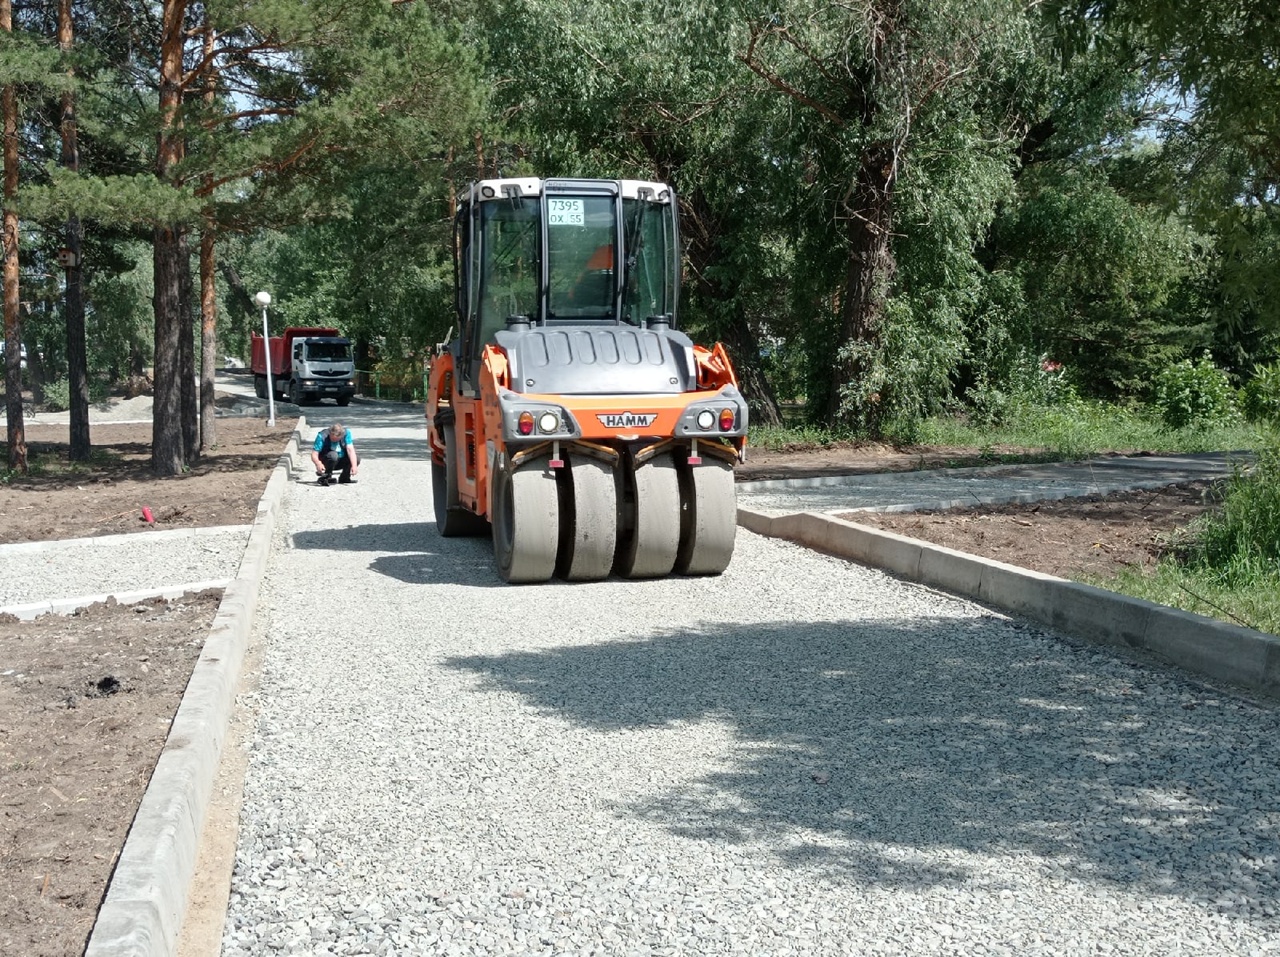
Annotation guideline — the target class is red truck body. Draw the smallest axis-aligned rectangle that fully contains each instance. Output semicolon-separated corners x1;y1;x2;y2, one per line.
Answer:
250;327;342;378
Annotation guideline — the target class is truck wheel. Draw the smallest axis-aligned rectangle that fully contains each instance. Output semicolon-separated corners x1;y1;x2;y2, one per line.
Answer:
288;379;302;405
676;458;737;575
434;433;487;537
492;457;559;583
614;453;680;578
254;375;266;399
337;396;350;407
556;458;617;581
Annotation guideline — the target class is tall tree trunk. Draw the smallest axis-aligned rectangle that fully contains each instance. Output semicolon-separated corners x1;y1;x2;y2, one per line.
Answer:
826;143;898;435
179;228;198;462
151;0;187;475
2;0;26;473
199;21;218;451
200;226;217;449
60;0;89;461
153;227;185;473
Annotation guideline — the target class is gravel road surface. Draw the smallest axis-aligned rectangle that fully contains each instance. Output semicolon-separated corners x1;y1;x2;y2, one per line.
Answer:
222;407;1280;956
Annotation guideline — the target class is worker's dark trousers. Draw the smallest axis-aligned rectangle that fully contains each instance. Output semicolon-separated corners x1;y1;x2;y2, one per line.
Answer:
320;449;356;483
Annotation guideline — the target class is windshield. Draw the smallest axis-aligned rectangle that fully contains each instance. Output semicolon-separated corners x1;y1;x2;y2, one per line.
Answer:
478;198;540;342
305;341;350;361
471;186;678;330
547;196;617;319
622;199;676;325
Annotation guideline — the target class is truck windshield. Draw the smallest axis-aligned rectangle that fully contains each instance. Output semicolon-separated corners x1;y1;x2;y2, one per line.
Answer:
306;342;350;361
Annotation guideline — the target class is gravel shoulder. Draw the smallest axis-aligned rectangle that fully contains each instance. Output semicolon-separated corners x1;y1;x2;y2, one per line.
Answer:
2;408;1272;956
224;448;1280;956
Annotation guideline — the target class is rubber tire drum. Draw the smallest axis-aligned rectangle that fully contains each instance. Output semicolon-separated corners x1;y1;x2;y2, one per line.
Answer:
493;457;560;583
676;458;737;575
615;453;680;578
557;458;617;581
434;432;488;537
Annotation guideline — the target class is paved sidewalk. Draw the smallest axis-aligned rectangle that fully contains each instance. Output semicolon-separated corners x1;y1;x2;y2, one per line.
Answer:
738;451;1249;516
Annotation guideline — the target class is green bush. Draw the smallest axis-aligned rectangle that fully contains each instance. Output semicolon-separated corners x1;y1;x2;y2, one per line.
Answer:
1240;361;1280;424
40;378;70;412
1192;444;1280;584
1153;353;1238;430
968;350;1077;427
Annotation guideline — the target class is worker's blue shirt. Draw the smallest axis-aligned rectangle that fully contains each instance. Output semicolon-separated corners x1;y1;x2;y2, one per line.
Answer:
314;429;353;455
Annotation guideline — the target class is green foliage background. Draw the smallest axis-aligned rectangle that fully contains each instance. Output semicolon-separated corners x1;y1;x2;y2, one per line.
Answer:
4;0;1279;436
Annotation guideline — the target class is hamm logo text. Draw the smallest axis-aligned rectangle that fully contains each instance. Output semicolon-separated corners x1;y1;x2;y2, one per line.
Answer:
597;412;658;429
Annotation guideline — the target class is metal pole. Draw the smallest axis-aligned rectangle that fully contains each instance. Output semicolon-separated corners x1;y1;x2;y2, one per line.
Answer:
261;304;276;427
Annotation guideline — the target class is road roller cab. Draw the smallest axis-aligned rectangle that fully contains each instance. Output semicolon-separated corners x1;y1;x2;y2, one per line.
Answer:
427;177;748;583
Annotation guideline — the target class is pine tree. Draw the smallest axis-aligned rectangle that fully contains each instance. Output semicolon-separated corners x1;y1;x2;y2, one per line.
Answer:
3;0;27;472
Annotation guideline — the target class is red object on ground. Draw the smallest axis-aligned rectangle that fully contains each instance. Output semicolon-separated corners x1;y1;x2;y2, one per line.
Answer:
142;507;154;524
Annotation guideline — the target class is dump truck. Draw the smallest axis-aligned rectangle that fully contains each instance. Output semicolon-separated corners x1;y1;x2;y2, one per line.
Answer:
251;326;356;406
426;177;748;583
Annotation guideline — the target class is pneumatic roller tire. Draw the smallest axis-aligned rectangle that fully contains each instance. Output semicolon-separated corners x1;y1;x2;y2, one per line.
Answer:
434;433;488;537
615;453;680;578
676;458;737;575
557;458;618;581
493;458;560;583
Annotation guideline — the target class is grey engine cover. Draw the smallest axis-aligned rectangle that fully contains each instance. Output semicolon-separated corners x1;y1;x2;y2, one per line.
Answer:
495;326;696;396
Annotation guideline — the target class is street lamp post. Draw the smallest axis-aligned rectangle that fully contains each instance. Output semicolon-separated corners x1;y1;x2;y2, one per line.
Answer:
254;291;276;427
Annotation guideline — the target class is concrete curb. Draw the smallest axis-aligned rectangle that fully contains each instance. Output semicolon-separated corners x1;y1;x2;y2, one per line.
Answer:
0;525;252;557
0;579;233;621
739;507;1280;699
85;417;306;957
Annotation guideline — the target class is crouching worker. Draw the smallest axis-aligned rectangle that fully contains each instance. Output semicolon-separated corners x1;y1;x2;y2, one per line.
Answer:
311;422;359;485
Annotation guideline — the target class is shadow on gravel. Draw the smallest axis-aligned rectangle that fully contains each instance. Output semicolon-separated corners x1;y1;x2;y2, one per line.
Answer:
291;522;441;552
446;617;1280;913
290;523;505;586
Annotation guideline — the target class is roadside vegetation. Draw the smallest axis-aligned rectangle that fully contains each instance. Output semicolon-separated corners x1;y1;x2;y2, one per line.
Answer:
1103;443;1280;636
751;358;1280;635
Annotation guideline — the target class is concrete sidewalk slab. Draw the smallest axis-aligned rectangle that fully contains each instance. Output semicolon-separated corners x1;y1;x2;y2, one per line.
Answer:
738;451;1251;516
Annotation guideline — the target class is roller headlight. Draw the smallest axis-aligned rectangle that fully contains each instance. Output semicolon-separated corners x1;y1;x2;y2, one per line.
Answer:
538;411;560;434
696;410;715;431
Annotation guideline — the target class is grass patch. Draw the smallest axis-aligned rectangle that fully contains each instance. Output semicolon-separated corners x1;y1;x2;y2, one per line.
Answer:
749;424;851;451
1101;564;1280;637
1;446;122;483
754;400;1269;459
1090;443;1280;636
920;399;1265;459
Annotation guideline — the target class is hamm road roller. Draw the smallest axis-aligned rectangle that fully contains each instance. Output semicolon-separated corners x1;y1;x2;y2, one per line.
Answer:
426;178;748;583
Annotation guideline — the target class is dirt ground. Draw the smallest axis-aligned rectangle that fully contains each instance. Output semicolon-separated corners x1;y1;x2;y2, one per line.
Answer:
0;415;297;544
0;592;221;957
0;422;1223;956
847;481;1217;581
